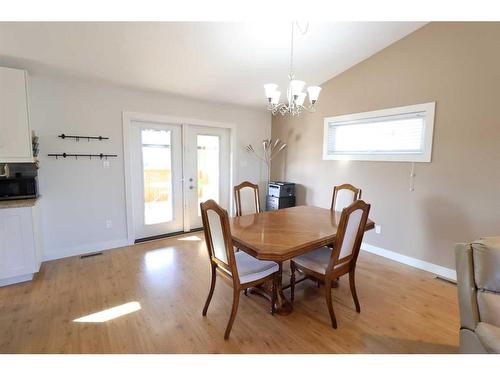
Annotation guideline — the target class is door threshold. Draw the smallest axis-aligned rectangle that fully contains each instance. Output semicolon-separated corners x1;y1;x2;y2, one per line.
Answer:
135;228;203;244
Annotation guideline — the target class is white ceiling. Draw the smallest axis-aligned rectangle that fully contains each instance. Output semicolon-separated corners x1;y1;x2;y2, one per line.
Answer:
0;22;426;108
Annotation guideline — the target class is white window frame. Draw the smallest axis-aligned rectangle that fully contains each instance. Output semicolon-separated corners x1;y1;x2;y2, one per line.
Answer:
323;102;436;162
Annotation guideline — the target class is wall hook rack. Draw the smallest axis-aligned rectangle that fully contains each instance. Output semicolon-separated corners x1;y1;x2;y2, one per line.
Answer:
58;134;110;141
47;153;118;160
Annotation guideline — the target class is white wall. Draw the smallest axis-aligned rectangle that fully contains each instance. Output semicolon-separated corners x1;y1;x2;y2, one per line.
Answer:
29;75;271;261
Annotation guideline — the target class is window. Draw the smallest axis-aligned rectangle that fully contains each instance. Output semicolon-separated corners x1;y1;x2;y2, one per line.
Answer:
323;102;435;162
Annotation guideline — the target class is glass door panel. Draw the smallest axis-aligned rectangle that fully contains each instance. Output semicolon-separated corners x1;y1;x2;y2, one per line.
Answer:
197;135;220;215
185;125;230;230
141;129;173;225
131;122;183;240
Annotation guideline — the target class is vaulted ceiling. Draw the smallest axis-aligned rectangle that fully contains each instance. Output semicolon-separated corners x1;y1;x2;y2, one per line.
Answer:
0;22;426;107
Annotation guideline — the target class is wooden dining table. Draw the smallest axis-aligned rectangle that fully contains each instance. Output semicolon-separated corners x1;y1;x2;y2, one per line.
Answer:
229;205;375;315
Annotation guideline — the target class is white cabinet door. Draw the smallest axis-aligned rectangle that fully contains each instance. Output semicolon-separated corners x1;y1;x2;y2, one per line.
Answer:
0;207;37;279
0;67;32;162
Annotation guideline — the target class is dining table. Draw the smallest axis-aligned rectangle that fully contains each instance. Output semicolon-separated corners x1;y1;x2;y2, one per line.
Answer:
229;205;375;315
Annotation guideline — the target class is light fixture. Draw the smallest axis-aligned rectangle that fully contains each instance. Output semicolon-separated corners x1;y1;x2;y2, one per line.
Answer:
264;22;322;116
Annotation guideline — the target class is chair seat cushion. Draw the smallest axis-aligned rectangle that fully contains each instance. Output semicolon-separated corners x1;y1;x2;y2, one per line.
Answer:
235;251;279;284
475;322;500;353
477;290;500;327
292;246;333;275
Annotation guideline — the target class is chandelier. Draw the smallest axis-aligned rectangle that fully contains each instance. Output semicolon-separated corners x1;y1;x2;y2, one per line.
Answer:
264;22;322;116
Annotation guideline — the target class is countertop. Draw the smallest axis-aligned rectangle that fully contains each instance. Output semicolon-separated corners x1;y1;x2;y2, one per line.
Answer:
0;197;39;209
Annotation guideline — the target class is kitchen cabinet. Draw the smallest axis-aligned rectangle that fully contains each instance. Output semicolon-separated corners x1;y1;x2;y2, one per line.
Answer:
0;67;33;163
0;199;42;286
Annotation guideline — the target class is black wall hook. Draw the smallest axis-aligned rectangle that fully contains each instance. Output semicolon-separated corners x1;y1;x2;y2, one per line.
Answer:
59;134;109;142
48;153;117;160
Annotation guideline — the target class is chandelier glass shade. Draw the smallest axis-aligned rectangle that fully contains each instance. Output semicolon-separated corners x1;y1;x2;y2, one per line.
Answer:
264;22;322;116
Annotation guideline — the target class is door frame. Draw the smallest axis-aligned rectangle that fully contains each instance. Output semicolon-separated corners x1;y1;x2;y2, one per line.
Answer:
122;111;237;245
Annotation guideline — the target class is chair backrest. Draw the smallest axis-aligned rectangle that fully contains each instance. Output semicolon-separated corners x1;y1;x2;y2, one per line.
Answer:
331;184;362;212
327;200;370;274
200;200;237;278
234;181;261;216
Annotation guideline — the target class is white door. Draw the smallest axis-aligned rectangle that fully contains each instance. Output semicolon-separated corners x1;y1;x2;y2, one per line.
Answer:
184;125;230;230
130;121;184;240
129;120;231;240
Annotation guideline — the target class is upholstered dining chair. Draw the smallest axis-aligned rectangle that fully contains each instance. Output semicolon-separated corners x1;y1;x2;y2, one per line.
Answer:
234;181;261;216
331;183;362;212
290;200;371;328
200;199;279;339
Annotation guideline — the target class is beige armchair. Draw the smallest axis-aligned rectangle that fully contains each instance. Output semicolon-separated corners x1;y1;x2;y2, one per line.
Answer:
455;236;500;353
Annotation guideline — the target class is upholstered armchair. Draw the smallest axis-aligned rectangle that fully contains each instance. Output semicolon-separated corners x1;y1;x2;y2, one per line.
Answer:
455;236;500;353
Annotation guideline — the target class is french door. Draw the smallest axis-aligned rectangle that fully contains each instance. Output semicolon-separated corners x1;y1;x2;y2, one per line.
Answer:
184;125;230;230
129;120;230;241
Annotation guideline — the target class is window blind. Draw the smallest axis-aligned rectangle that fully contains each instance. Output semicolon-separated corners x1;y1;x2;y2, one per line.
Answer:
323;102;435;162
327;113;426;155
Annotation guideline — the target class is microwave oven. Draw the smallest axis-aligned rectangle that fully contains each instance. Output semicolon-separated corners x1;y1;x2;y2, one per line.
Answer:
0;177;38;200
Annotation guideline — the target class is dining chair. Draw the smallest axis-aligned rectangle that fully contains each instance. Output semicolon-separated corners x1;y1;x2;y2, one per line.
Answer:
331;183;362;212
200;199;279;339
290;199;371;328
325;184;362;287
234;181;261;216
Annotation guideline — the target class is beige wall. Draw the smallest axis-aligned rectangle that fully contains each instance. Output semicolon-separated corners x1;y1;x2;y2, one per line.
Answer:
271;22;500;269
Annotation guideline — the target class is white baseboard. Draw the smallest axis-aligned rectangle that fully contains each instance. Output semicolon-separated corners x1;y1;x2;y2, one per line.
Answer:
0;273;34;287
43;238;129;262
361;242;457;281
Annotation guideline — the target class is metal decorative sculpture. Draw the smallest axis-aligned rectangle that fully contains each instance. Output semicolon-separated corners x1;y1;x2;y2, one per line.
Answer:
246;139;287;185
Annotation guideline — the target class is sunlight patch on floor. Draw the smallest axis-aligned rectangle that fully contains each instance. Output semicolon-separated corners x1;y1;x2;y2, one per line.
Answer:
144;248;175;271
73;302;141;323
177;235;202;241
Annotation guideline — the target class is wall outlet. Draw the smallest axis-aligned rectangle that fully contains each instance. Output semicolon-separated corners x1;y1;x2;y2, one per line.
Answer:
106;220;113;229
375;225;381;234
103;160;111;168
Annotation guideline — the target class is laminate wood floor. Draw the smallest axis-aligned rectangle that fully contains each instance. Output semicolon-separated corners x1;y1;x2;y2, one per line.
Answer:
0;232;459;353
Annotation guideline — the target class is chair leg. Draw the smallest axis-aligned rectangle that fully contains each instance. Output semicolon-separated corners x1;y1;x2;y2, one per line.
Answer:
349;270;361;313
324;280;338;329
224;289;240;340
271;274;278;315
290;261;296;303
202;264;217;316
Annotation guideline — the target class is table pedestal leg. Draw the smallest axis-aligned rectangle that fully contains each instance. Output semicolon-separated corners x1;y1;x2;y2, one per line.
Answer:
247;262;293;315
274;262;293;315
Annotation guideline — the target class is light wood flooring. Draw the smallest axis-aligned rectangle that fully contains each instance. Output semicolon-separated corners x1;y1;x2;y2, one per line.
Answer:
0;232;459;353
